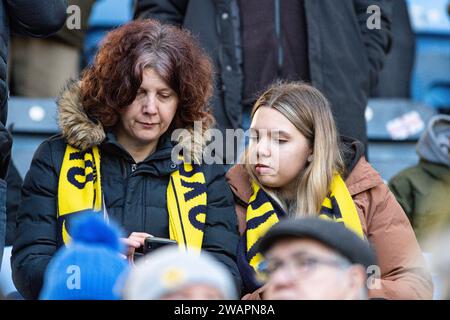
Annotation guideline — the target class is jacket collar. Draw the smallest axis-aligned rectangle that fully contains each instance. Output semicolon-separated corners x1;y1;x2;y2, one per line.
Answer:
101;131;174;163
420;160;450;182
344;156;383;196
226;164;253;205
340;135;365;179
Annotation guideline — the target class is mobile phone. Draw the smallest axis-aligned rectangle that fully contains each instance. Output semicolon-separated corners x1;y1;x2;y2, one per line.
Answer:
143;237;177;254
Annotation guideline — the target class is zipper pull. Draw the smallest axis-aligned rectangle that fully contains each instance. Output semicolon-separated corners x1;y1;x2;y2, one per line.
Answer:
131;163;137;173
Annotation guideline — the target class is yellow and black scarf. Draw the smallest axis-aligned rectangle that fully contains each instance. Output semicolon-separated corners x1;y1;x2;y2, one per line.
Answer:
244;174;365;272
57;145;207;253
57;145;103;245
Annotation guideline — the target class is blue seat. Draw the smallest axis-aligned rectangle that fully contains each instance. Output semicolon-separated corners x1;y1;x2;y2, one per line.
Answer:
6;97;60;179
366;98;437;181
407;0;450;110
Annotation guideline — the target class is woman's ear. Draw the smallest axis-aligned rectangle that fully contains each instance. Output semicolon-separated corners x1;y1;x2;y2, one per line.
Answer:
307;143;314;162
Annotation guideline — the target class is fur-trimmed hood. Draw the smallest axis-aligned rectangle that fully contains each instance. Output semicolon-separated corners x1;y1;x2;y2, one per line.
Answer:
57;82;208;162
57;81;105;151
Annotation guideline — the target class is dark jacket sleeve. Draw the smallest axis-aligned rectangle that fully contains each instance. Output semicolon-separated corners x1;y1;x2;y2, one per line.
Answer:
353;0;393;88
6;0;67;37
11;140;59;300
0;123;12;270
5;162;23;246
0;123;12;179
133;0;188;26
202;164;242;294
0;176;6;272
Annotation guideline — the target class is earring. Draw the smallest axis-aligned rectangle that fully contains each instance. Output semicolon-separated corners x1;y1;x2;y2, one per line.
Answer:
307;155;314;162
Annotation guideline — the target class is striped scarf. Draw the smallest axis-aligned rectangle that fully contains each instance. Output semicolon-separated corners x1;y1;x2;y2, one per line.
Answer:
244;173;365;273
57;145;207;253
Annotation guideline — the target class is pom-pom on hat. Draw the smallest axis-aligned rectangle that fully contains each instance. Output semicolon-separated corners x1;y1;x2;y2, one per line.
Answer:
39;213;128;300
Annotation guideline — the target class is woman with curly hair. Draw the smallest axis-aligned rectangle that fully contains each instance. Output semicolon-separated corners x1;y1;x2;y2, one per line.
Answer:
12;19;241;300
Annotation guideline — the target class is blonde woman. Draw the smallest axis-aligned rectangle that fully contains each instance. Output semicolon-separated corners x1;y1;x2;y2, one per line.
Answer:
227;82;433;300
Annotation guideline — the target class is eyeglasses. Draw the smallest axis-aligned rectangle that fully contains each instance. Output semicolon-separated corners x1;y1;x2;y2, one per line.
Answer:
257;252;350;283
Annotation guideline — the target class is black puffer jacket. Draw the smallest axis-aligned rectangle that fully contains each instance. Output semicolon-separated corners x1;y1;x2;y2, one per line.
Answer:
11;83;241;299
0;0;67;125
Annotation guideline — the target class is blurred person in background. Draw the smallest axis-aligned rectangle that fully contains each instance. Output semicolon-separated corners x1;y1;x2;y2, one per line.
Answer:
226;82;433;299
4;0;95;266
0;0;67;124
135;0;392;154
123;246;237;300
3;0;92;299
9;0;96;98
258;218;376;300
11;19;240;300
425;229;450;300
39;214;129;300
371;0;415;98
0;0;67;272
389;115;450;247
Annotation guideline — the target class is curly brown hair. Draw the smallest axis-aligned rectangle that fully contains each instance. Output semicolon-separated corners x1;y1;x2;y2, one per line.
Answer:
80;19;214;132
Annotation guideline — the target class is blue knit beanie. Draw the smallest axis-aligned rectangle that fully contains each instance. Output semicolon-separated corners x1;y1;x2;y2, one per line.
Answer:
39;214;129;300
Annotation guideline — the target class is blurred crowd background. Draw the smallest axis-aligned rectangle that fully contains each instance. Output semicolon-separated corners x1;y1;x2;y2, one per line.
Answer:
5;0;449;181
0;0;449;300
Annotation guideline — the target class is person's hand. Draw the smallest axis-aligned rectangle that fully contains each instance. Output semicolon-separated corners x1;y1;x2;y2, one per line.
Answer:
0;124;12;180
241;283;268;300
121;232;153;264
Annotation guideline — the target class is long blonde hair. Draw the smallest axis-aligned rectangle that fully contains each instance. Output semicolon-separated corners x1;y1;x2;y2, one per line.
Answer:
244;82;344;216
